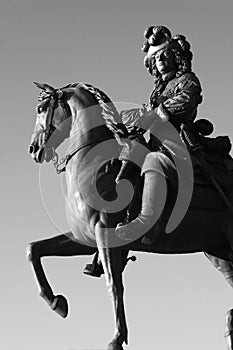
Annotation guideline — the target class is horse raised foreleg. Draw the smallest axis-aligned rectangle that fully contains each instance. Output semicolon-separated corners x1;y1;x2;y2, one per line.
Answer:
95;221;128;350
27;233;97;318
205;253;233;349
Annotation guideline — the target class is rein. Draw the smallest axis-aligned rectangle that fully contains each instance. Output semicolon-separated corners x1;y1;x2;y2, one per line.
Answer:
52;138;108;174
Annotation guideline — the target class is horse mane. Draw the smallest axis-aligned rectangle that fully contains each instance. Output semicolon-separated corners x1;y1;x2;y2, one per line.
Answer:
61;82;128;138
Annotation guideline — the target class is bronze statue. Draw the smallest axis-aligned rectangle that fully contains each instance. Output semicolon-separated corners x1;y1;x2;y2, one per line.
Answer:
115;25;203;243
85;25;233;265
28;26;233;350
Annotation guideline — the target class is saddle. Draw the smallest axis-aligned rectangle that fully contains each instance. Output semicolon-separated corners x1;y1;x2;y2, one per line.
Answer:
180;121;233;210
115;119;233;212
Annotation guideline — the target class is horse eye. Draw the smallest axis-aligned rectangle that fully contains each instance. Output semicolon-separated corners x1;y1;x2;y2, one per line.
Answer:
37;106;45;114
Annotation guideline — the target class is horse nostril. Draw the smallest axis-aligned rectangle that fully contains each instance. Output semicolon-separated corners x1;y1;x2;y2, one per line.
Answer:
28;145;35;154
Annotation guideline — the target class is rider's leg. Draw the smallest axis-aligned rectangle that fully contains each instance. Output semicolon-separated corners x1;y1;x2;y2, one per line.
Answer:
115;170;166;243
205;253;233;350
115;151;176;244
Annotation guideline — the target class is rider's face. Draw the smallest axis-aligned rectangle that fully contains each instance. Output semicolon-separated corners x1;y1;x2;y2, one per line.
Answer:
154;49;176;75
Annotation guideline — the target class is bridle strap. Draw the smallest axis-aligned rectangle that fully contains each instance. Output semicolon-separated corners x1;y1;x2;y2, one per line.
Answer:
41;99;56;145
52;138;108;174
44;88;119;174
52;139;115;174
39;89;70;147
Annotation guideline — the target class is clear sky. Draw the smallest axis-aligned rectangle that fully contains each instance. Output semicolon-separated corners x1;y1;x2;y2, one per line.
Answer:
1;0;233;350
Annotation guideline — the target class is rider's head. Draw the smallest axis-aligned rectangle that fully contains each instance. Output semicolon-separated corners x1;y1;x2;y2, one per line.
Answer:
142;26;193;80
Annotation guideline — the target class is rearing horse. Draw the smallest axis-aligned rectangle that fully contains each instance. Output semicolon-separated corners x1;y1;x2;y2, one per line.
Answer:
28;82;233;350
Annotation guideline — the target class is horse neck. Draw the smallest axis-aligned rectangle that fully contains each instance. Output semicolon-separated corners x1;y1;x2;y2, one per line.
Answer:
66;87;119;160
64;88;121;201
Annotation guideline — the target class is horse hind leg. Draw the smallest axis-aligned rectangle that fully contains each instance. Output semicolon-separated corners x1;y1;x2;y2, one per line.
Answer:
225;309;233;350
27;232;96;318
205;252;233;349
221;261;233;350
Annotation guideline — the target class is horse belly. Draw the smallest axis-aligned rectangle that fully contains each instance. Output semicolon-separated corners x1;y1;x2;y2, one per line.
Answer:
130;208;229;254
159;208;228;253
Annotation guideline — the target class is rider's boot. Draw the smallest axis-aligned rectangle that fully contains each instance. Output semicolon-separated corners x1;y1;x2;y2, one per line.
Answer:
115;170;167;245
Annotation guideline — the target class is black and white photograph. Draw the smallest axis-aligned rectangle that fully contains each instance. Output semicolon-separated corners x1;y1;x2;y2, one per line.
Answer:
1;1;233;349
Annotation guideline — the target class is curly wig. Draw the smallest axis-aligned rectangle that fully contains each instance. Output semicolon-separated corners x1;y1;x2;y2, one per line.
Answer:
142;26;193;87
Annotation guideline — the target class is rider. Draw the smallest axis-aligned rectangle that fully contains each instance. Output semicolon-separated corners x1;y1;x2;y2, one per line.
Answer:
115;25;203;243
83;25;203;276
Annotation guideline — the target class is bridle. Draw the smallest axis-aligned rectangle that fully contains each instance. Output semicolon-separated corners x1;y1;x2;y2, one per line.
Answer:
37;88;65;142
52;139;104;174
38;87;120;175
36;88;72;172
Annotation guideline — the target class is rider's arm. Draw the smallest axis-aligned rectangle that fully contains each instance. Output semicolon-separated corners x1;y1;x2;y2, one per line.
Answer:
158;73;203;125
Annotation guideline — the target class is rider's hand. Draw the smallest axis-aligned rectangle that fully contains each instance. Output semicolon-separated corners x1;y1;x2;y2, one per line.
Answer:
138;109;160;131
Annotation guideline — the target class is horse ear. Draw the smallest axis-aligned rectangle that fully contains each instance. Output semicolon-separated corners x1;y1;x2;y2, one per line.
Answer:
34;82;46;90
33;82;55;93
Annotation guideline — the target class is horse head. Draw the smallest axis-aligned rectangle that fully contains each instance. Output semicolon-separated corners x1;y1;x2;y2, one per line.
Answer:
29;82;72;164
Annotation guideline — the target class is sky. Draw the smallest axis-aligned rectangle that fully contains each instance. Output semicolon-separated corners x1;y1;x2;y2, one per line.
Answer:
1;0;233;350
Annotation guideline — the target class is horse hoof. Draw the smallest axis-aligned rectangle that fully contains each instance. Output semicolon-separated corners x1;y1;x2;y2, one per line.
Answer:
51;295;68;318
107;342;124;350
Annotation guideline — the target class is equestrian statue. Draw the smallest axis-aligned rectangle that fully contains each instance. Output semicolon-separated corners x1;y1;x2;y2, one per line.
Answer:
28;26;233;350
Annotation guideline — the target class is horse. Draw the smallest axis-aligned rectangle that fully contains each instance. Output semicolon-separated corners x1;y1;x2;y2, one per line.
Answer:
28;82;233;350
